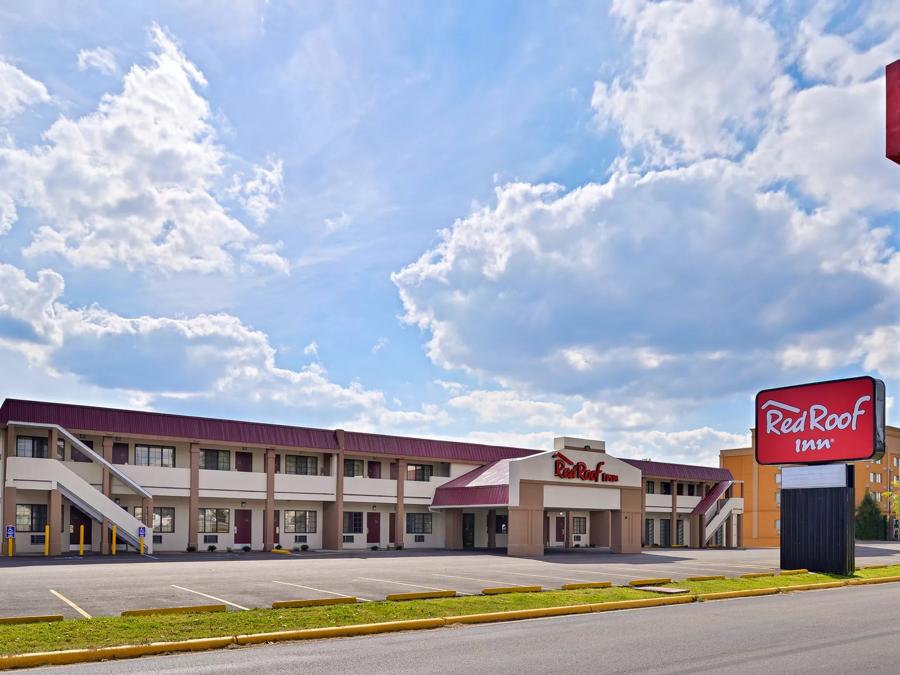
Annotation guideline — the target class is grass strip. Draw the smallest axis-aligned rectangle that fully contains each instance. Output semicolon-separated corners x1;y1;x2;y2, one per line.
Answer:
0;587;653;656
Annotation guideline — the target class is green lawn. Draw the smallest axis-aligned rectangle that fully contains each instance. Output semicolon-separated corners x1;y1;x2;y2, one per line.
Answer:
0;586;654;656
4;564;900;657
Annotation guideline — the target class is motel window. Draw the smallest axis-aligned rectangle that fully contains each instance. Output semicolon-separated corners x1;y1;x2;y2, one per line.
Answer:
775;491;781;505
285;455;318;476
434;463;451;478
676;483;684;496
407;464;433;482
343;511;363;534
877;474;883;484
775;473;781;484
200;449;230;471
343;459;365;478
135;445;175;468
406;513;432;534
16;436;48;459
775;519;781;532
197;508;230;533
56;439;65;461
495;515;508;535
660;482;672;496
16;504;48;532
72;439;93;462
687;484;696;497
869;472;876;483
134;506;175;534
894;457;899;468
284;510;317;533
572;517;587;535
645;481;655;494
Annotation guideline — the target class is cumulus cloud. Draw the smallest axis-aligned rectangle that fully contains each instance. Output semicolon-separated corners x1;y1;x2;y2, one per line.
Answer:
77;47;118;75
0;262;440;431
228;155;284;225
0;24;286;274
0;59;49;120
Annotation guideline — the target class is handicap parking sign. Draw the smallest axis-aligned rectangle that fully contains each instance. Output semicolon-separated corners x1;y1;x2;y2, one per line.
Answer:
5;526;14;538
138;526;146;538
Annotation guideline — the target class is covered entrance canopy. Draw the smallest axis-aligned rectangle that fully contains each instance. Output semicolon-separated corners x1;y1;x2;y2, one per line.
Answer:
432;438;644;556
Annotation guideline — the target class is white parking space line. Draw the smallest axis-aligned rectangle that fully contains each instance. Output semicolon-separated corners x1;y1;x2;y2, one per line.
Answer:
538;566;637;579
272;580;373;602
356;576;470;595
171;585;249;610
433;573;518;586
504;571;611;584
49;589;91;618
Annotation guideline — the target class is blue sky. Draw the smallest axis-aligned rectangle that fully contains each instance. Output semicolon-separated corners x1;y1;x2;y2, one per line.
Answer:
0;0;897;465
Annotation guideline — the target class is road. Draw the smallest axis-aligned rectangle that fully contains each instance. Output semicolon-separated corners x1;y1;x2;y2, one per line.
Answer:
27;582;900;673
1;543;898;618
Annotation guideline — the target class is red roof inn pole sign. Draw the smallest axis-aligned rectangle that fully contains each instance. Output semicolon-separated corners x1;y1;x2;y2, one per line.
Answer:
888;60;900;165
756;376;886;465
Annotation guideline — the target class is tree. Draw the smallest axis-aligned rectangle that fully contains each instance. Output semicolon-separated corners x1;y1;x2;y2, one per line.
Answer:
856;491;883;540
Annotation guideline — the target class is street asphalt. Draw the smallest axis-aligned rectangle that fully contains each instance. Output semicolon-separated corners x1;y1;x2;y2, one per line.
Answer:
0;542;898;618
24;580;900;673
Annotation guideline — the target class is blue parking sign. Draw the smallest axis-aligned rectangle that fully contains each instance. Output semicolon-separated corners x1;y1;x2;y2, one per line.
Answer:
5;526;14;538
138;526;146;538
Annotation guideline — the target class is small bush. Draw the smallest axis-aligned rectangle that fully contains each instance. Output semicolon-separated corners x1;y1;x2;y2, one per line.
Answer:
242;545;251;552
292;546;301;553
370;545;378;551
207;544;217;552
300;544;309;551
226;547;233;553
274;544;282;550
395;544;403;551
186;545;197;553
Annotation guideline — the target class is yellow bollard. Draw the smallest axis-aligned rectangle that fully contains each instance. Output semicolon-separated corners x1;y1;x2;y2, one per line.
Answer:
44;525;50;556
6;537;11;558
79;525;84;557
139;537;144;556
112;526;117;556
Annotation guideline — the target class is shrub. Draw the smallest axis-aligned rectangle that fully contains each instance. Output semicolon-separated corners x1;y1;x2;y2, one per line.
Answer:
242;545;251;552
300;544;309;551
226;547;233;553
370;545;379;551
207;544;217;552
274;544;282;550
856;491;884;540
186;545;197;553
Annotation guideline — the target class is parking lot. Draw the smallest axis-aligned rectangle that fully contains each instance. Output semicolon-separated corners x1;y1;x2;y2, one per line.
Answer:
2;543;899;619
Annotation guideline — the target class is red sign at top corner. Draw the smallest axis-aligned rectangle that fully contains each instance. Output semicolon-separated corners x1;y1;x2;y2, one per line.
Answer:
756;376;886;466
888;60;900;165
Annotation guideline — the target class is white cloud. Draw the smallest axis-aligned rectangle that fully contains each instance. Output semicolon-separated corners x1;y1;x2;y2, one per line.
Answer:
0;24;285;274
229;155;284;225
245;242;290;274
594;0;788;164
371;336;388;354
77;47;118;75
613;426;750;467
394;162;898;401
324;211;352;233
0;59;50;120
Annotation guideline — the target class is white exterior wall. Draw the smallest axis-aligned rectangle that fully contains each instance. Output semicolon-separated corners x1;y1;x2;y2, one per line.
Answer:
404;504;444;549
276;500;323;550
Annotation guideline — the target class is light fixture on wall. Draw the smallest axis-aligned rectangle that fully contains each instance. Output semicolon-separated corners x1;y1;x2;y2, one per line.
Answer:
240;502;246;508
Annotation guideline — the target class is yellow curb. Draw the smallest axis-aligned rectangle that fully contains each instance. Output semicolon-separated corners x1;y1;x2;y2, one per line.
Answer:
779;581;847;592
481;586;541;595
561;582;611;590
121;605;226;617
271;549;291;555
847;575;900;586
445;603;592;625
698;588;780;601
779;569;808;575
386;590;456;601
590;595;694;612
857;564;891;570
628;578;671;586
272;597;357;609
234;618;447;645
0;615;63;625
0;637;236;670
740;573;775;579
685;575;725;582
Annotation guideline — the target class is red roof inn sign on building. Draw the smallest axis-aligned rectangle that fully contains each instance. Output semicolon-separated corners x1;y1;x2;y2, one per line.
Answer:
755;376;886;466
552;452;619;482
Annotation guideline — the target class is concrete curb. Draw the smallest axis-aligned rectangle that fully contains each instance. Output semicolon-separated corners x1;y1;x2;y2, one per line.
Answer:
779;569;808;575
739;573;775;579
685;576;725;582
481;586;541;595
234;618;448;645
121;605;226;617
444;604;593;625
561;582;611;590
847;575;900;586
0;615;63;625
386;590;456;602
779;581;847;592
698;588;780;601
271;549;291;555
271;597;357;609
628;578;671;586
590;595;694;612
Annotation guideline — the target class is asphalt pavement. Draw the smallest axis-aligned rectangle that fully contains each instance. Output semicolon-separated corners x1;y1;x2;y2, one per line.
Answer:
25;581;900;674
1;542;898;618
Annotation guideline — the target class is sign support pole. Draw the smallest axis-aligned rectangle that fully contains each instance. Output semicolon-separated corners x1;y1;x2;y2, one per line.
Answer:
79;525;84;557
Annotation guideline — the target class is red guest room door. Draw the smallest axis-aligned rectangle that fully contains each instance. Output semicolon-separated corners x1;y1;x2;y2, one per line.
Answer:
234;509;252;545
555;516;565;543
367;512;381;544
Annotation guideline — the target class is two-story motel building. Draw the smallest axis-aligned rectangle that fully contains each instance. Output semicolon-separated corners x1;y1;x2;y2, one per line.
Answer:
1;399;744;557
